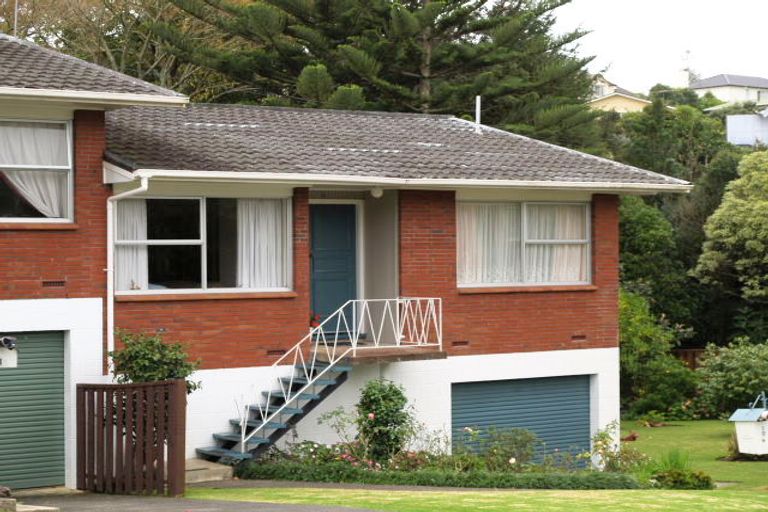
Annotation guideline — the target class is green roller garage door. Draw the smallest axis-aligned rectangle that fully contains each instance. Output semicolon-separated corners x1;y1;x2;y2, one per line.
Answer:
452;375;591;456
0;332;65;489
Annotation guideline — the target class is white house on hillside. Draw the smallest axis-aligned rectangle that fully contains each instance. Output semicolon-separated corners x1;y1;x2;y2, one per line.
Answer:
691;74;768;106
726;109;768;146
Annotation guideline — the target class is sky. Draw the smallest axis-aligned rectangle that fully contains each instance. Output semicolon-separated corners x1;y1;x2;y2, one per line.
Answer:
553;0;768;94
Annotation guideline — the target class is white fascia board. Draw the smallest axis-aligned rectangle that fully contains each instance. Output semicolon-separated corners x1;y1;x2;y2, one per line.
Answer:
588;92;652;105
121;168;692;195
0;87;188;107
103;161;134;184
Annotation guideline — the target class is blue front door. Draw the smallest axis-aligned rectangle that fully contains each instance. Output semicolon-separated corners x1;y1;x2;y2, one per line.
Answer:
311;204;357;322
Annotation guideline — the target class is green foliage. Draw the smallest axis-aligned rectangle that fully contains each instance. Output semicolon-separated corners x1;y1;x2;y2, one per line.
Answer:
620;101;725;182
619;196;691;324
325;84;366;110
453;427;541;472
584;421;650;473
648;84;700;107
650;469;714;490
697;151;768;303
694;341;768;417
158;0;600;149
235;461;642;489
296;64;335;105
619;291;696;417
110;330;200;393
356;379;412;463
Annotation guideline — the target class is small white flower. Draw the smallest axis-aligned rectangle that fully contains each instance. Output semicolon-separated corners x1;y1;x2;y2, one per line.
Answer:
508;457;516;464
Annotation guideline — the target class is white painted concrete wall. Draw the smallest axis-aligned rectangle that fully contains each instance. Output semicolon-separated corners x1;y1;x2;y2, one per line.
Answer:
187;347;620;456
695;85;768;105
727;114;768;145
0;298;105;489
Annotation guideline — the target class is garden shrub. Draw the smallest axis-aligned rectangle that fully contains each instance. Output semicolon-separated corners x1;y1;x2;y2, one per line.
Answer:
619;290;697;418
110;330;200;393
694;340;768;417
355;379;413;463
453;426;541;472
651;469;714;490
585;421;649;473
236;461;642;489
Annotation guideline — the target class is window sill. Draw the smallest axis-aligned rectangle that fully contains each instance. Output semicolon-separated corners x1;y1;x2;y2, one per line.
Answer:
458;284;598;295
0;222;78;231
115;291;298;302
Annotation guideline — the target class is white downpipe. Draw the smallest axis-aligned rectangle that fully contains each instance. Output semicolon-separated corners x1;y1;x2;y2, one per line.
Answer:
105;177;149;375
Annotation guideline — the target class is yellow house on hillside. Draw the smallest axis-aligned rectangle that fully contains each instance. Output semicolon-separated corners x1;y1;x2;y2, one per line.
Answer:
589;75;651;114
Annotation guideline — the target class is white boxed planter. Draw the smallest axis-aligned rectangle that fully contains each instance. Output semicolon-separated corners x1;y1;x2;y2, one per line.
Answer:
729;405;768;456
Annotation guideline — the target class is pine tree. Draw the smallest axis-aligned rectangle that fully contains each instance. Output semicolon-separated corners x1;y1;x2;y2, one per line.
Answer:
157;0;599;148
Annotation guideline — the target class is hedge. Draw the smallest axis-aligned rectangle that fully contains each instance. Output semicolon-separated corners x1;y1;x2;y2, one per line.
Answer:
236;461;642;490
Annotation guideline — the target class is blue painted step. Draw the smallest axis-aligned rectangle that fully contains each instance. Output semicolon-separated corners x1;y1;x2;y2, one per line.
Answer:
280;376;338;386
263;390;321;400
196;446;252;461
298;362;352;373
230;419;288;430
213;432;269;446
250;403;304;415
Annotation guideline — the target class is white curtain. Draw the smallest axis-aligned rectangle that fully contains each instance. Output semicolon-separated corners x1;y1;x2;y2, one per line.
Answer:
237;199;287;288
457;203;521;285
0;121;68;166
525;204;587;283
115;200;149;291
1;170;66;217
0;121;69;218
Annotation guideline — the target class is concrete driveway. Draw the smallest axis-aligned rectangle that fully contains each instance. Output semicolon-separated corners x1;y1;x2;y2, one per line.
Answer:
20;493;375;512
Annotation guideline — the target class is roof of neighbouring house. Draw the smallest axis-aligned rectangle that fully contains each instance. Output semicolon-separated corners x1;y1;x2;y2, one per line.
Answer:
105;104;690;192
691;74;768;90
0;33;187;105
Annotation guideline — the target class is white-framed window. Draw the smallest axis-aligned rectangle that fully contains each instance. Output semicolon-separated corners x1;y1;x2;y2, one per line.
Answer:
457;202;591;287
114;197;292;294
0;119;73;221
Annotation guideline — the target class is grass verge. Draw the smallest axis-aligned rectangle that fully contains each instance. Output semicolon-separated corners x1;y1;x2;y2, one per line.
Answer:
187;487;768;512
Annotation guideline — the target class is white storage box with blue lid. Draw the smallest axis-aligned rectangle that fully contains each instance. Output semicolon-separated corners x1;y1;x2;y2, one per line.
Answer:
728;392;768;456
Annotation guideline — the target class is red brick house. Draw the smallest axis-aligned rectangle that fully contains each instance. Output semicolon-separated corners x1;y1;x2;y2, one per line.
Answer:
0;35;690;488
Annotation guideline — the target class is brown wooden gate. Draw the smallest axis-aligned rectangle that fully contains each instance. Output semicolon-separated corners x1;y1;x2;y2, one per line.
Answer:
76;379;186;496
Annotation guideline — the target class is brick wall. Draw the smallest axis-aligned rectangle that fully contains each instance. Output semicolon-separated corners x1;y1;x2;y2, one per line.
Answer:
0;110;109;300
399;190;620;356
114;188;311;369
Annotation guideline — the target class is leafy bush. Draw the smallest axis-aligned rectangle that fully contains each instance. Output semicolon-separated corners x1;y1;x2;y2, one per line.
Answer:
651;469;714;490
110;330;200;393
694;340;768;417
619;290;697;417
236;460;642;489
355;379;413;463
584;421;649;473
453;426;541;472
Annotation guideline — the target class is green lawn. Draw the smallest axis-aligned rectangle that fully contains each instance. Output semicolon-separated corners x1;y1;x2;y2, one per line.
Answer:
187;487;768;511
622;420;767;491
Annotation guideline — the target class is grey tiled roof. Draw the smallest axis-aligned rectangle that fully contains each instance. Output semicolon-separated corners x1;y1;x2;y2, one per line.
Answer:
0;33;183;98
106;104;688;187
691;74;768;90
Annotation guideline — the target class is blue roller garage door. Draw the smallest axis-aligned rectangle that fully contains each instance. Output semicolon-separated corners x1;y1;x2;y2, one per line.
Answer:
451;375;591;456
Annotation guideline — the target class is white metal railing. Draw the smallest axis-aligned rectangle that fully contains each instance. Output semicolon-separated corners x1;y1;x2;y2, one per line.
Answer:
239;297;442;451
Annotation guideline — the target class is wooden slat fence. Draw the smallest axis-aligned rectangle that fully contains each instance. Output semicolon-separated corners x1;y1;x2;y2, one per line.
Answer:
673;348;706;370
76;379;186;496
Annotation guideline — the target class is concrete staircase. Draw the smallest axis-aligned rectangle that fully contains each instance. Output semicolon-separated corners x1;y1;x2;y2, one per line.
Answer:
185;459;233;484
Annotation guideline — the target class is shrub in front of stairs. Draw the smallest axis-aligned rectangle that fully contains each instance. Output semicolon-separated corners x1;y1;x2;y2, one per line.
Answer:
235;461;642;489
111;330;201;393
355;379;414;463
